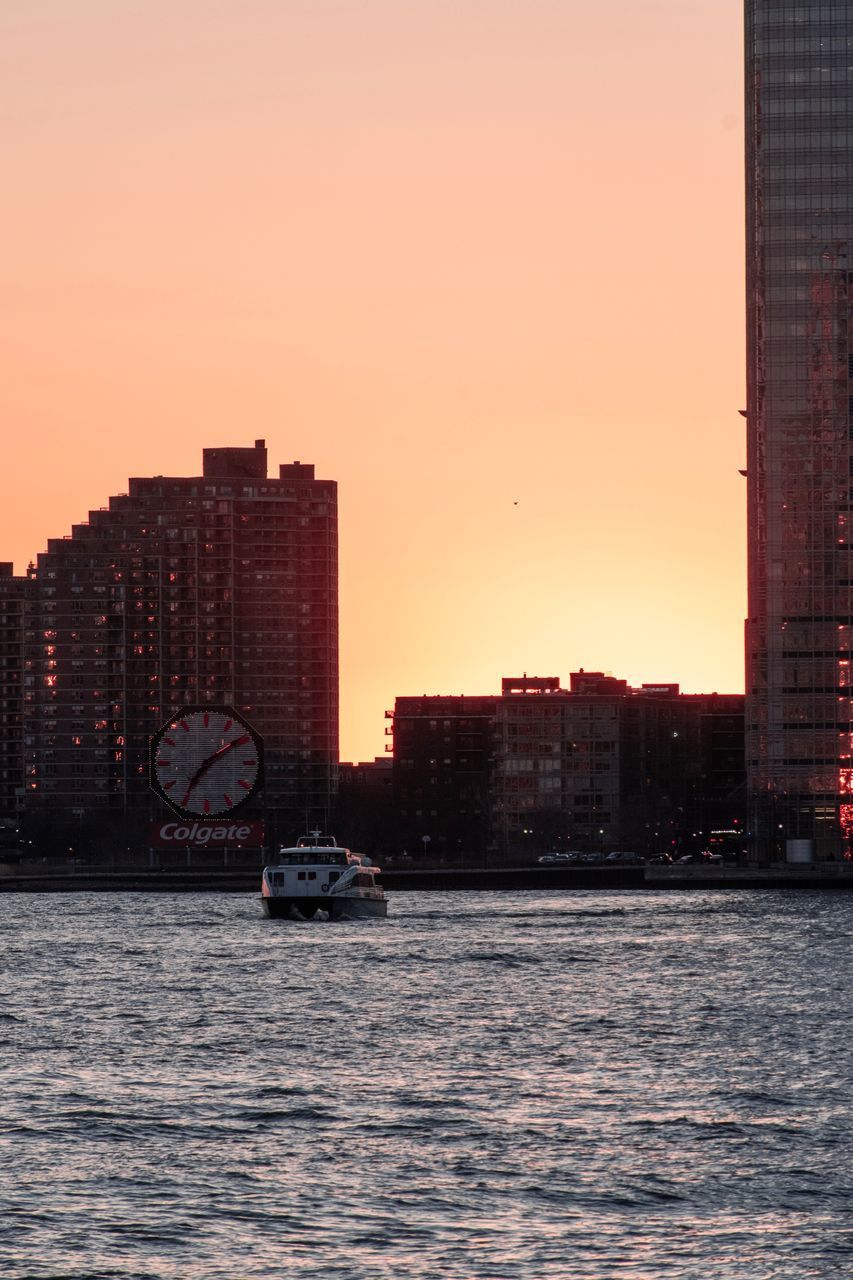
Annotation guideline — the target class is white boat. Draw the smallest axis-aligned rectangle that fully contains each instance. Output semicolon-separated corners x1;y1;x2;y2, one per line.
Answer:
261;834;387;920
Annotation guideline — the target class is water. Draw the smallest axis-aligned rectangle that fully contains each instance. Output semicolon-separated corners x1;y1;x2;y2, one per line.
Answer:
1;889;851;1279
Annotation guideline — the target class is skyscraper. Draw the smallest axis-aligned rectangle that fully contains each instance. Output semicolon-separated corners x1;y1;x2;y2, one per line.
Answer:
21;441;338;843
745;2;853;859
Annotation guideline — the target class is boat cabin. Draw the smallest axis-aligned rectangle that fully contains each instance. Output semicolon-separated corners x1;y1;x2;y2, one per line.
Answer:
278;849;348;866
265;865;347;890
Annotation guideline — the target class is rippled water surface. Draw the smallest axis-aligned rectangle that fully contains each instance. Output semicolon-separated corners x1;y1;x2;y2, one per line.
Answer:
1;889;851;1279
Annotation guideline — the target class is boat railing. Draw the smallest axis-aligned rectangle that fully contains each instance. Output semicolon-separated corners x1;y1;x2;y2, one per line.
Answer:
328;863;360;895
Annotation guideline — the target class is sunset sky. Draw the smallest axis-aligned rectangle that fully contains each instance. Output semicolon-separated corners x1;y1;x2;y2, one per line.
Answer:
1;0;745;762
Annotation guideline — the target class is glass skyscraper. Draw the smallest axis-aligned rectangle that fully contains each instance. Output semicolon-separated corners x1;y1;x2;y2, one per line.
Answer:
745;2;853;858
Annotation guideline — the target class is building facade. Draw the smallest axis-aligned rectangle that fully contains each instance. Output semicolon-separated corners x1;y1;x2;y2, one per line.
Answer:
0;564;31;820
745;2;853;857
391;674;745;860
682;692;747;844
19;441;337;846
336;757;394;855
494;675;709;857
392;695;497;859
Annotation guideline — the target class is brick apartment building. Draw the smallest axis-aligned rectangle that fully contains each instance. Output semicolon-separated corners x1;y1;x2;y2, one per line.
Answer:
336;756;394;854
0;564;30;821
391;674;745;859
11;440;337;847
388;695;496;859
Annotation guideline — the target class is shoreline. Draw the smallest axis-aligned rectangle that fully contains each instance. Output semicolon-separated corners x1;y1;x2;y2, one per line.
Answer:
1;864;852;893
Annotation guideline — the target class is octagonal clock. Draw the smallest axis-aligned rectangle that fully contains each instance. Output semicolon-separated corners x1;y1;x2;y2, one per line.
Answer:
150;705;264;818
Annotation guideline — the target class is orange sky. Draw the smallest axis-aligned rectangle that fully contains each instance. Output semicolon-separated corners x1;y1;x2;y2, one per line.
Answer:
0;0;745;763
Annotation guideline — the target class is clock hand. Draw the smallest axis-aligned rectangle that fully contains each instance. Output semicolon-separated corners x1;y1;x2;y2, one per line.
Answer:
181;734;251;808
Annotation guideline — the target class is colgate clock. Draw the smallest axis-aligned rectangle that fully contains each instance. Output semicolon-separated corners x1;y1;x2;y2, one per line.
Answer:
150;706;263;819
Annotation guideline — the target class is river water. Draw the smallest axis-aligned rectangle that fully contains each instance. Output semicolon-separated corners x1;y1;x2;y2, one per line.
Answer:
0;889;851;1279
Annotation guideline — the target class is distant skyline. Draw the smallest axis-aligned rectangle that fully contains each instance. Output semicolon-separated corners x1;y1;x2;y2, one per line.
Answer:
1;0;745;762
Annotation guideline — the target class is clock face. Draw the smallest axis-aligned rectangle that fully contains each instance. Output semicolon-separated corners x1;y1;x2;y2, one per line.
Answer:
150;706;263;818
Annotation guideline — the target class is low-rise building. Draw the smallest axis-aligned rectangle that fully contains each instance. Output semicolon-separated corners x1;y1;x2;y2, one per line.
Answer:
336;756;394;854
391;695;497;860
390;673;745;860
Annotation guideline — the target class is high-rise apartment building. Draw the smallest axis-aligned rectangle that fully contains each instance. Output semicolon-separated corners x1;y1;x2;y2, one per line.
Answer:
0;564;31;820
745;3;853;858
21;441;337;842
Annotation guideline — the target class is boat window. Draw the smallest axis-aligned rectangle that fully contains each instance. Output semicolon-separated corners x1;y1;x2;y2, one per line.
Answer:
280;849;348;865
274;873;284;887
297;871;306;881
307;871;316;880
328;871;340;883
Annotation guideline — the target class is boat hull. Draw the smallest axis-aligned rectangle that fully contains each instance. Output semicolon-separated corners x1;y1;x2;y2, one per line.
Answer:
261;894;387;920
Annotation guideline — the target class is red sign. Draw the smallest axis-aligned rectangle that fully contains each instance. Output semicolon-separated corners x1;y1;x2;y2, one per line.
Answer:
149;820;266;849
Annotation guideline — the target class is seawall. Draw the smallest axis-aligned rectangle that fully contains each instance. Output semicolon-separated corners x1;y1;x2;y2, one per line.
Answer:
1;864;852;892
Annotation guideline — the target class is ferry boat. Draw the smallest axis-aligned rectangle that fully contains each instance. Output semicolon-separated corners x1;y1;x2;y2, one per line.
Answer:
261;834;387;920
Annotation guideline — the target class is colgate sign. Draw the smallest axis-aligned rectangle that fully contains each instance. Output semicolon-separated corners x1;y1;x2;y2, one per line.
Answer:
150;820;265;849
